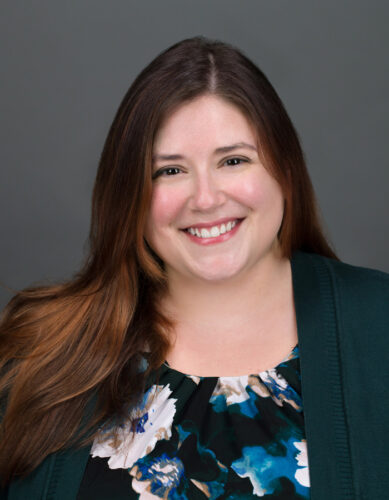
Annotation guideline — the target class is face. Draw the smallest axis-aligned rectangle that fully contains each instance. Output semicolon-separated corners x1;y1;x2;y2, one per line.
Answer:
145;94;285;283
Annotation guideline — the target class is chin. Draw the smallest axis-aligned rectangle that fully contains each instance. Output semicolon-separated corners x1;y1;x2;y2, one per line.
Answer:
190;263;245;282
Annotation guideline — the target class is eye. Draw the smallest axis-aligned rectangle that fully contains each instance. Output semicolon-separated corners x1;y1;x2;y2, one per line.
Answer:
152;166;182;179
224;157;248;167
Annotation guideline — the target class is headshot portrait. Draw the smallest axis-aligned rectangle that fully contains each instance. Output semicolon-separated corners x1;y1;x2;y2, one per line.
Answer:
0;2;388;499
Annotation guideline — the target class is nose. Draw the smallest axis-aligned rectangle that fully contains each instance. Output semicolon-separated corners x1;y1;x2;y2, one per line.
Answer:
189;170;226;211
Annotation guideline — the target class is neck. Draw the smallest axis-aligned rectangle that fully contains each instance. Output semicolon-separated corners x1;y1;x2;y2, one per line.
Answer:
160;247;292;343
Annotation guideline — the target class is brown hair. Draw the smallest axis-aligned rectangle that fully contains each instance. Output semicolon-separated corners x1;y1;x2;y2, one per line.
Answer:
0;35;337;484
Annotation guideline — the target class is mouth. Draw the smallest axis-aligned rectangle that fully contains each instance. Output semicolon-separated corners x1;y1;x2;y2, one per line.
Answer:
180;217;245;242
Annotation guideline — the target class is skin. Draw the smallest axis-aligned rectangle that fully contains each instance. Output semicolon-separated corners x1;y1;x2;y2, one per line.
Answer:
145;94;298;376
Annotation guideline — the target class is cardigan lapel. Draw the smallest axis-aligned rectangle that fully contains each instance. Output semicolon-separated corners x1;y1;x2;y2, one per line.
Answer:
291;251;356;499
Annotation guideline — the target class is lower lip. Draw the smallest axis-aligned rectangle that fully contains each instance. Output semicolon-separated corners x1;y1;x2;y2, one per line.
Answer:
181;219;244;246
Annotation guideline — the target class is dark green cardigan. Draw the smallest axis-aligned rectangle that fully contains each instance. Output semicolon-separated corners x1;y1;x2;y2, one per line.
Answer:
2;251;389;499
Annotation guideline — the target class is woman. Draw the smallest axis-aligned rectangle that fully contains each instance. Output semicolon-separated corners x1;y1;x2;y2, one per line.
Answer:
1;36;388;499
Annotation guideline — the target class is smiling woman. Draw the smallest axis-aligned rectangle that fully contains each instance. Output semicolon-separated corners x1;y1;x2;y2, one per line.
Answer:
145;95;285;286
1;36;389;500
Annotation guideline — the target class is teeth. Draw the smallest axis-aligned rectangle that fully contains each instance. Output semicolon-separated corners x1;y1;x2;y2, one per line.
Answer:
210;226;220;237
187;219;239;238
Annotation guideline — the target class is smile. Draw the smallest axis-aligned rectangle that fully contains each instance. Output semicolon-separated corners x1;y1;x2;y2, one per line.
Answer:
186;219;238;238
181;218;245;245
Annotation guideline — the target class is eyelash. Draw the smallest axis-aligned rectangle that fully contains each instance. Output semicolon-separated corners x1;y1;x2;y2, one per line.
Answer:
152;157;248;179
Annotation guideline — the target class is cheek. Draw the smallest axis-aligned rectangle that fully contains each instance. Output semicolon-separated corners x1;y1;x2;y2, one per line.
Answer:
148;185;187;226
231;172;284;213
228;174;266;207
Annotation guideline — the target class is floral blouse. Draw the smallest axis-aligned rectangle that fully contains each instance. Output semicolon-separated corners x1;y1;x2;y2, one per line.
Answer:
77;344;310;499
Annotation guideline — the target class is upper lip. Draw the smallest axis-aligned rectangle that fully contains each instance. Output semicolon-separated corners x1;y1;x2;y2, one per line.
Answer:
181;217;244;230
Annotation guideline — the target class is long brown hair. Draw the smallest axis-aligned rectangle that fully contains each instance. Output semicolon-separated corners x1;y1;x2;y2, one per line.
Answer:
0;35;337;484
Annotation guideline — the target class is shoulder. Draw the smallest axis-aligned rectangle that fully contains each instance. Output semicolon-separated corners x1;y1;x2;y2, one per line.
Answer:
293;250;389;305
292;252;389;379
304;251;389;299
292;250;389;334
305;251;389;336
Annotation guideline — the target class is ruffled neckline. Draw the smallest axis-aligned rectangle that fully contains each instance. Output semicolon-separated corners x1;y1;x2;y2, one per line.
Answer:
158;343;299;380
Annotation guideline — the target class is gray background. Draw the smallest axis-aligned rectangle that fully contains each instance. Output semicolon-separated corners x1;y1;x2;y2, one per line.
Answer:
1;1;388;310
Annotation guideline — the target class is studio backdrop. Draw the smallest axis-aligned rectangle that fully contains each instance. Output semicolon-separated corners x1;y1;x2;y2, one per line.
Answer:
1;0;388;310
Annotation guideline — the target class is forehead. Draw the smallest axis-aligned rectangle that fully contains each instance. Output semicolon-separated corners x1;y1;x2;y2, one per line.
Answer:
153;95;258;154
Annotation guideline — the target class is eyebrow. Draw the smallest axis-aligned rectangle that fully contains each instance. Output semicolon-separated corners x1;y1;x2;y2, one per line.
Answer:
152;142;257;162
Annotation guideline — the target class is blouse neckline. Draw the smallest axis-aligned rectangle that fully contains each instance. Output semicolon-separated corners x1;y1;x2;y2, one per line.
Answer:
160;343;299;380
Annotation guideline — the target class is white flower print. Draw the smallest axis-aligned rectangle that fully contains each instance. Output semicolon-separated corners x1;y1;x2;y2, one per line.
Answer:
91;384;177;469
211;370;301;411
294;439;310;487
211;376;251;406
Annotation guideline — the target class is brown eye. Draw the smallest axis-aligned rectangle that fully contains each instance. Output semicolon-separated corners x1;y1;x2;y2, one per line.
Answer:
224;158;248;167
152;167;182;179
